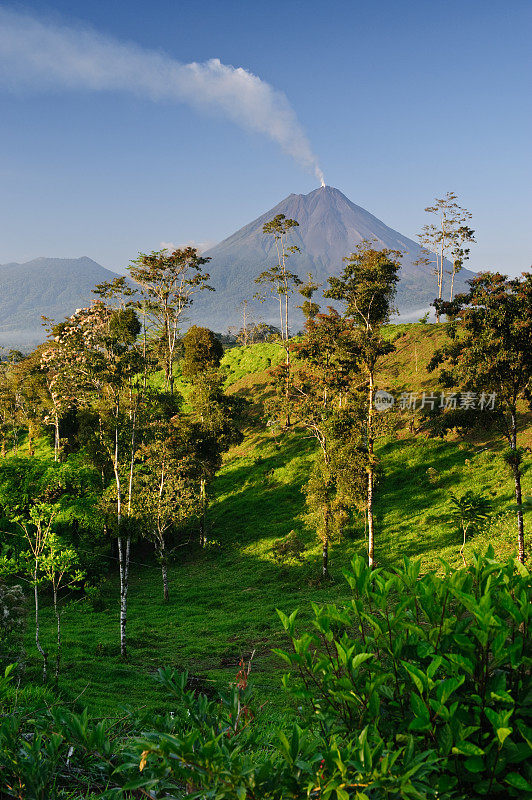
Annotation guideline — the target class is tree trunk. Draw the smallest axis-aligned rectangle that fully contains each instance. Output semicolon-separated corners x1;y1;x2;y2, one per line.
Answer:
450;263;456;302
436;227;445;323
159;540;169;602
114;401;129;658
54;413;60;462
513;463;526;564
54;588;61;684
127;409;136;514
284;286;289;343
156;465;170;598
459;524;468;567
322;505;330;577
28;420;34;457
367;373;375;568
143;307;148;393
118;534;130;657
367;472;375;568
510;412;526;563
34;579;48;683
284;345;291;427
199;478;207;547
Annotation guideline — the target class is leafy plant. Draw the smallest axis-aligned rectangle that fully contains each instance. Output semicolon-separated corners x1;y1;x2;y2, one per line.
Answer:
120;549;532;799
447;490;492;564
274;549;532;798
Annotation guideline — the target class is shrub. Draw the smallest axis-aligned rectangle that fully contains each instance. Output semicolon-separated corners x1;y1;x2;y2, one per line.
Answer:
1;550;530;798
271;530;306;566
126;549;532;798
274;548;532;798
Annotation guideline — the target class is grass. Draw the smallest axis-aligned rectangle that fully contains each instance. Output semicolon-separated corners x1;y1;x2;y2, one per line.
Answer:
22;325;532;718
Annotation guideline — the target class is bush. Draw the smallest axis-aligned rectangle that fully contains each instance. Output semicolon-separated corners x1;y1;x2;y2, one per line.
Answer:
126;548;532;798
84;581;107;611
271;530;306;566
274;548;532;798
1;550;530;798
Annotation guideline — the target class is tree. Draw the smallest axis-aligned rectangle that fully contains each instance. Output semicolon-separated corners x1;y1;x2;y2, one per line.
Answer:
39;339;77;462
0;351;26;456
185;371;244;547
447;491;492;565
40;533;84;683
297;273;321;325
325;242;401;567
181;326;224;380
17;503;56;682
134;419;198;602
431;271;532;563
229;301;271;346
128;248;212;394
417;192;475;316
255;214;301;343
0;455;100;680
5;348;50;457
2;504;84;684
255;215;302;426
46;300;143;656
270;308;367;576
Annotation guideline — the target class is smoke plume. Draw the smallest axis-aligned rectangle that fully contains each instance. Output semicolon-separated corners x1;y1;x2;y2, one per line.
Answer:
0;7;324;184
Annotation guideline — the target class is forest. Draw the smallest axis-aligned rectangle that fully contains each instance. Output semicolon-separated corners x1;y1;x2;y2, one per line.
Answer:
0;213;531;799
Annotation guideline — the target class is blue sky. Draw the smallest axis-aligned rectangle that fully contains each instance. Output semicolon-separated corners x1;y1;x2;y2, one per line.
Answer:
0;0;530;275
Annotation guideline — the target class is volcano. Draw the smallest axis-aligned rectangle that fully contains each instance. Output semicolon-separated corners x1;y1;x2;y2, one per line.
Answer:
194;186;475;331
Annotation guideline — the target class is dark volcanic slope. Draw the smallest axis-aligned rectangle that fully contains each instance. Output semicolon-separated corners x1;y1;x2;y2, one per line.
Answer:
0;257;120;347
193;186;474;331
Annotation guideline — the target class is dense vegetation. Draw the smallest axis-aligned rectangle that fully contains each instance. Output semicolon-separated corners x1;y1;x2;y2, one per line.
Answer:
0;220;531;797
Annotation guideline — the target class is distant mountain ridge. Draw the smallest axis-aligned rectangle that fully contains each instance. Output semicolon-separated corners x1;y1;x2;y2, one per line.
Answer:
0;187;476;347
0;256;120;348
194;186;475;330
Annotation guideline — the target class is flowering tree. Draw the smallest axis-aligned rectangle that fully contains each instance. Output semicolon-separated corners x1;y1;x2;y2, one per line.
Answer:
45;300;142;656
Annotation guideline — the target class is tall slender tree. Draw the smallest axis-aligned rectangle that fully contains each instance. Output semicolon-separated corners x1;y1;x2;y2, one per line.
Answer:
255;214;302;425
325;242;401;567
128;248;212;394
290;310;367;575
255;214;301;342
182;331;244;546
46;300;142;656
417;192;475;316
40;533;84;683
134;412;198;601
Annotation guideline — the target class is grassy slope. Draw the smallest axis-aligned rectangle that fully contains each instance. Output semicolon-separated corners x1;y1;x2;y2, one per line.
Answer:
25;325;531;715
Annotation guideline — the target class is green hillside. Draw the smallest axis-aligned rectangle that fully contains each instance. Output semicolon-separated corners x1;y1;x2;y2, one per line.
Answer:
24;324;531;716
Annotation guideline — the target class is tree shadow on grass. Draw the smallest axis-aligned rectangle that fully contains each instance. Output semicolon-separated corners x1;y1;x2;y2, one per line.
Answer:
210;433;316;547
374;437;512;566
